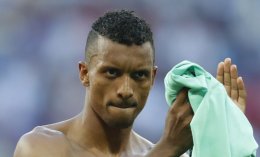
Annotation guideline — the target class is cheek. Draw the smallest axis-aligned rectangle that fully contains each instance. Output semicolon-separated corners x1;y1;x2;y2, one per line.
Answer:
135;82;152;106
88;74;114;104
140;88;150;102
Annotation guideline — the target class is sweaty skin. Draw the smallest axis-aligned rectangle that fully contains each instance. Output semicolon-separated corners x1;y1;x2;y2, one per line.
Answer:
14;35;247;157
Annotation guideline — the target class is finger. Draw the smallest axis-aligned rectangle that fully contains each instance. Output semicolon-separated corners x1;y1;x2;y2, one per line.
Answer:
184;114;193;128
216;62;224;83
237;77;247;112
171;88;188;108
230;64;238;100
224;58;231;96
181;114;194;132
181;101;194;117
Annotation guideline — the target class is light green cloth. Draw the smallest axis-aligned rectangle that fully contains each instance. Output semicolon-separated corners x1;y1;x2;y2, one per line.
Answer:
164;60;258;157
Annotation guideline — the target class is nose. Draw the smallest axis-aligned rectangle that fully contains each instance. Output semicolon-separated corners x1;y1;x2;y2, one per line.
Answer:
117;76;133;99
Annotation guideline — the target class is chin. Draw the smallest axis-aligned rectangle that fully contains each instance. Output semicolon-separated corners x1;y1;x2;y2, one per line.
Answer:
105;117;134;129
103;106;140;129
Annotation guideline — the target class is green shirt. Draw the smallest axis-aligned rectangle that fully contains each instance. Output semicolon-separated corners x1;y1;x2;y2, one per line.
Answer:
164;60;258;157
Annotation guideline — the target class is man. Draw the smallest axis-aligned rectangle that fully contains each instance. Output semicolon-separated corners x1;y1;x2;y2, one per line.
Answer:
14;10;247;157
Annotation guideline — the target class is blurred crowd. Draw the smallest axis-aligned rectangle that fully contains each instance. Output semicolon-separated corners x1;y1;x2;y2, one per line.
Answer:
0;0;259;156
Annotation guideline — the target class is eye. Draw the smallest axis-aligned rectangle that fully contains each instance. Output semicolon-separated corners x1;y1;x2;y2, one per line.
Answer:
132;71;149;80
105;68;120;78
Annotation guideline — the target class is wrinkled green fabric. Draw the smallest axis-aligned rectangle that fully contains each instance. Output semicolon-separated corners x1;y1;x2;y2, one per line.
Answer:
164;60;258;157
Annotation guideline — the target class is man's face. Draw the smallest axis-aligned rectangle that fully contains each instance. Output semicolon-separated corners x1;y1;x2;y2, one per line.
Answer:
81;36;156;129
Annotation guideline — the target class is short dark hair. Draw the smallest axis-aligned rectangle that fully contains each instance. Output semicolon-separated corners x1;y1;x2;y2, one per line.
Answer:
85;10;154;63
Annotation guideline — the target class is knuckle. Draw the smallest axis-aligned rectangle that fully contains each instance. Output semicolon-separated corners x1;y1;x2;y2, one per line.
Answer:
224;80;231;85
169;106;177;115
176;112;185;122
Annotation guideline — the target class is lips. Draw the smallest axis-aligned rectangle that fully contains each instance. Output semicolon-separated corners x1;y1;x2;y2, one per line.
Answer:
108;100;137;109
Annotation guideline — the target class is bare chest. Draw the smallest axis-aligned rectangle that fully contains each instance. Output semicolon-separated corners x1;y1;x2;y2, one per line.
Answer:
69;148;147;157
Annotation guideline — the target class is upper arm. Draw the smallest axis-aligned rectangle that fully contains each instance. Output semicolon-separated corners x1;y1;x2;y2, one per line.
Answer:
13;132;41;157
181;153;190;157
13;126;69;157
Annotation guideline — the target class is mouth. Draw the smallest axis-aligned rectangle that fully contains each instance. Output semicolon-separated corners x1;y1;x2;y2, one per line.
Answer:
108;101;137;109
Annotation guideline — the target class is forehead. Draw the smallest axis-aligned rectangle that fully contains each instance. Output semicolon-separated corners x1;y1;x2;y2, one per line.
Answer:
91;36;154;68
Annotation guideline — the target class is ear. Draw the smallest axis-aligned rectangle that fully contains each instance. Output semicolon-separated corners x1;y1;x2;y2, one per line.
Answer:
151;66;158;85
78;61;89;87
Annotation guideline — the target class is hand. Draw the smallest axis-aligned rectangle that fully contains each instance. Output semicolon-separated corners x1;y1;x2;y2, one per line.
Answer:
216;58;247;113
147;89;193;157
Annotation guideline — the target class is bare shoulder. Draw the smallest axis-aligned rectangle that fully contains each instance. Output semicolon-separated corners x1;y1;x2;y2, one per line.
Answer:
14;126;71;157
132;131;154;147
130;131;189;157
129;131;155;155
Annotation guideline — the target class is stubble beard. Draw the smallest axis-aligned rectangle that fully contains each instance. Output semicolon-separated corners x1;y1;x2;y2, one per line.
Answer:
105;116;135;129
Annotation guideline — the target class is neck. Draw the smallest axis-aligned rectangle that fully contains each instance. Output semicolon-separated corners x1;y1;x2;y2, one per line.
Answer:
67;98;133;155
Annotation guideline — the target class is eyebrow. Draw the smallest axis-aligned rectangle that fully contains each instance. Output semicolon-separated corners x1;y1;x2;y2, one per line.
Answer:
99;64;151;71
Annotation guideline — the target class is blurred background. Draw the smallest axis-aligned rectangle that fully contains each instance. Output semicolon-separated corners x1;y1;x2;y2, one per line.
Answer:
0;0;259;156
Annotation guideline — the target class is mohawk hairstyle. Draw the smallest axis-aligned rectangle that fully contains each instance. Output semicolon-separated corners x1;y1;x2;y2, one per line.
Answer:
85;10;154;63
